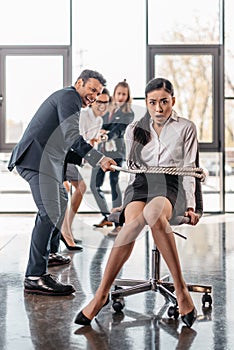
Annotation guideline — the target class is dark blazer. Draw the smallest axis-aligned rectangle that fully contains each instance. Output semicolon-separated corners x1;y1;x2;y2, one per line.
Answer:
99;106;134;159
8;86;103;182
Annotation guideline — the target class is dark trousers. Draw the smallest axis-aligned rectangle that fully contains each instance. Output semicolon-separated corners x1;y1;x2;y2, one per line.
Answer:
90;158;123;217
17;167;68;276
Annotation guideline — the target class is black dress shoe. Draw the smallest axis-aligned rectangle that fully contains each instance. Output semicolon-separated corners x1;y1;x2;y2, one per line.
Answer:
24;273;76;296
48;253;71;267
74;295;110;325
181;307;197;328
60;235;83;251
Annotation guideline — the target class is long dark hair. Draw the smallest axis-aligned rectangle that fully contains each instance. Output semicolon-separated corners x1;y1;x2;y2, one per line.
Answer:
128;78;174;169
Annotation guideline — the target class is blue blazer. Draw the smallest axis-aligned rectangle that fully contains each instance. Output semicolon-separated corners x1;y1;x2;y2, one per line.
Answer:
8;86;103;182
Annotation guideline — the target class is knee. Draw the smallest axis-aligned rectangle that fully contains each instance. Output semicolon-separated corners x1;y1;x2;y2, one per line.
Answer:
39;209;62;228
125;212;145;230
77;180;86;194
143;206;166;230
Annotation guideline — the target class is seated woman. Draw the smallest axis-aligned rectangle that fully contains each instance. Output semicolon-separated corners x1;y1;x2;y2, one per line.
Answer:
75;77;200;328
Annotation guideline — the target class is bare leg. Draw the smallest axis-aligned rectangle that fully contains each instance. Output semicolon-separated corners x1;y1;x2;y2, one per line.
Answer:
80;201;146;320
61;180;86;246
68;180;86;230
143;197;195;316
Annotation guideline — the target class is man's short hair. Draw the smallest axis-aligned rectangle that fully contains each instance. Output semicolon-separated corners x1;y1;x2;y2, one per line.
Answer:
76;69;107;86
101;87;110;97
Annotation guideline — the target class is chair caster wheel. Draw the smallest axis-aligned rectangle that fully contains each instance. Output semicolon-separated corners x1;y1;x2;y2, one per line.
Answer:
112;286;125;312
202;293;212;308
168;305;179;319
112;299;125;312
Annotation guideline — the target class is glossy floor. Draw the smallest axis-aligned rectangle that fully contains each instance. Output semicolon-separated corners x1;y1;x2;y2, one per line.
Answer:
0;213;234;350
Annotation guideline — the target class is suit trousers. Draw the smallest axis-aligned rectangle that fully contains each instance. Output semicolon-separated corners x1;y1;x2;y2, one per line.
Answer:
16;167;68;276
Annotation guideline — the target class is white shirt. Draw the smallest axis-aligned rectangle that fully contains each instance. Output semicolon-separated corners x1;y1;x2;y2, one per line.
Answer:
79;107;103;141
125;110;198;209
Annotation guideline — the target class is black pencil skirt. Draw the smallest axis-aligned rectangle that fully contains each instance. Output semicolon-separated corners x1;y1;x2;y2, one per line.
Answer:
119;173;186;225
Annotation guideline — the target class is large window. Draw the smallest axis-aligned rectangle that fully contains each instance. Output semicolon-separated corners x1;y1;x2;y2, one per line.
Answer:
0;0;72;213
0;0;71;45
0;48;71;151
147;45;224;212
72;0;146;97
147;46;222;148
147;0;221;45
147;0;225;212
5;55;64;144
1;0;234;213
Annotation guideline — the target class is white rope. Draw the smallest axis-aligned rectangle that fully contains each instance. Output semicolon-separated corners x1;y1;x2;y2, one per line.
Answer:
110;165;206;181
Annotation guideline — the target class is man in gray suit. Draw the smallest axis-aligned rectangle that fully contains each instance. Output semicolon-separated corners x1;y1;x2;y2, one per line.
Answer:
8;69;116;296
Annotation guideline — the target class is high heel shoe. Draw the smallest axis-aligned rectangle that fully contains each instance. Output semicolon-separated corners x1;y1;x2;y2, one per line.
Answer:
181;307;197;328
60;235;83;251
74;295;110;325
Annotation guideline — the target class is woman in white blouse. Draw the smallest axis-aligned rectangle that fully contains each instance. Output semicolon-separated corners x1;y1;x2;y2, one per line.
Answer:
75;77;200;328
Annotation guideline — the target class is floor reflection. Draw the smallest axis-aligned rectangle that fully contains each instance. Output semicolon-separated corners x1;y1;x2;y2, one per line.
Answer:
1;213;234;349
74;308;199;350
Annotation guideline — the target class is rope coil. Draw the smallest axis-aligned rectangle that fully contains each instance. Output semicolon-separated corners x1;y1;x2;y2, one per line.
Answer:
110;165;206;181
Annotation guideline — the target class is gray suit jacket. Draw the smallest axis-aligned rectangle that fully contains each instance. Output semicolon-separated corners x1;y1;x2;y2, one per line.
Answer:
8;86;103;182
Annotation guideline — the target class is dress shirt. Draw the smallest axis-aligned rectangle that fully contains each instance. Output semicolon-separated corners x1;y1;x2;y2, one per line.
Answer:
125;110;198;209
79;107;103;141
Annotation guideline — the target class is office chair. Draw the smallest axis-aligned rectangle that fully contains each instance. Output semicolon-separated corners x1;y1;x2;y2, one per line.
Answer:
108;164;212;320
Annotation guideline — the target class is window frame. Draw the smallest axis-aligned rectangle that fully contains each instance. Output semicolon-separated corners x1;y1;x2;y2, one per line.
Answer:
0;46;72;152
147;44;224;152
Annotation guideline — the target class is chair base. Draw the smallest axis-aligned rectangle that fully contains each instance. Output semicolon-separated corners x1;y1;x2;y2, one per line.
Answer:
111;246;212;316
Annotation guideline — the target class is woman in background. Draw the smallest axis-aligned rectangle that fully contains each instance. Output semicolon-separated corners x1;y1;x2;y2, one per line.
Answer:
91;80;135;236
